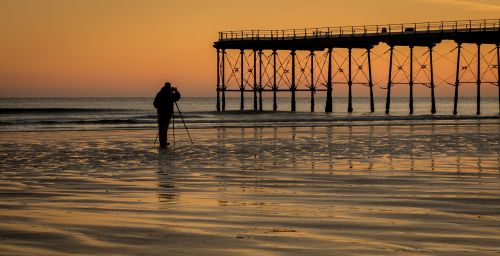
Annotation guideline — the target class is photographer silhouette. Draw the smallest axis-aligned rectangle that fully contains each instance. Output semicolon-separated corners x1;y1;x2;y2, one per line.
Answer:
153;82;181;148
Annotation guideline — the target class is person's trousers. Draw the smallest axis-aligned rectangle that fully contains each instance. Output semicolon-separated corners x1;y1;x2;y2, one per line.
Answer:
158;113;172;147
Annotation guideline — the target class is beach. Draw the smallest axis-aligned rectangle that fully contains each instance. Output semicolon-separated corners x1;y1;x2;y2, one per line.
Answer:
1;123;499;255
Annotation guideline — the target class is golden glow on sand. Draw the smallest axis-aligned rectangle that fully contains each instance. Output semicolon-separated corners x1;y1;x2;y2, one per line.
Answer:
0;125;499;254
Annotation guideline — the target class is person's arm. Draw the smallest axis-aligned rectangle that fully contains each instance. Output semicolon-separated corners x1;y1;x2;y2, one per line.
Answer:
153;92;160;109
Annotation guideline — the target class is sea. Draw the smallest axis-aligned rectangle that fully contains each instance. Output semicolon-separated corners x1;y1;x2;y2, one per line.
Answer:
0;97;499;131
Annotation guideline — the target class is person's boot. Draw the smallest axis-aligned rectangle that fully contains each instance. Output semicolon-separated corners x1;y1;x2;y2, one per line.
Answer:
159;141;170;148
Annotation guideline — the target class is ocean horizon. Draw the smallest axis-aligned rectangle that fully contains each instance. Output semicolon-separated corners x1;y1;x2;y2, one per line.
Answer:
0;96;498;131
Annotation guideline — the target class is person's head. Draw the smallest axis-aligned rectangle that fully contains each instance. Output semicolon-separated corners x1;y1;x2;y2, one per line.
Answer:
164;82;172;90
160;82;173;93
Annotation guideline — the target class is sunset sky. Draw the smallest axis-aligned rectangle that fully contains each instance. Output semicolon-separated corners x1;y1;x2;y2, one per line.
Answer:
1;0;499;97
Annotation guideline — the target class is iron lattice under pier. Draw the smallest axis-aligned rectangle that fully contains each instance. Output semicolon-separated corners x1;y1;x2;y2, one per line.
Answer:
213;19;500;115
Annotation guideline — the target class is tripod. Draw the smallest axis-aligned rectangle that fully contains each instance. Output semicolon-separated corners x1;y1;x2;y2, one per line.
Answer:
154;102;193;147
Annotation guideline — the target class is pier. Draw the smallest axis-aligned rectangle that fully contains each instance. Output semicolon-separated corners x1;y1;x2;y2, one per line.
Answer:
213;19;500;114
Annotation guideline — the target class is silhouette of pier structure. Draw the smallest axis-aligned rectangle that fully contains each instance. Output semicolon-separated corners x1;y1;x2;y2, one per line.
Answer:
214;19;500;115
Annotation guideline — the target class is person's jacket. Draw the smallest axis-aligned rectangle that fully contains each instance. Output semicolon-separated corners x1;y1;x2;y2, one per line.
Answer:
153;88;181;115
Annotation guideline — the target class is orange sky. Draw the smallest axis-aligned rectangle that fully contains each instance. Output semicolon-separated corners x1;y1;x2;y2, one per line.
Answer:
0;0;499;97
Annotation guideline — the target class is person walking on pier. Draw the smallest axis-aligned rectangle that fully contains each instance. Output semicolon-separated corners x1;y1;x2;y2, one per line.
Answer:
154;82;181;148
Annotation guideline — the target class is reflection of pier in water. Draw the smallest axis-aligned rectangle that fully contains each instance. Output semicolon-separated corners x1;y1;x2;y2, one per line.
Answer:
281;126;494;174
158;125;499;180
214;19;500;115
155;125;499;205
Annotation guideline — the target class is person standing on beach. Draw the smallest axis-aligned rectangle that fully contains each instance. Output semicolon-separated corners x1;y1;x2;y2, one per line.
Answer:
154;82;181;148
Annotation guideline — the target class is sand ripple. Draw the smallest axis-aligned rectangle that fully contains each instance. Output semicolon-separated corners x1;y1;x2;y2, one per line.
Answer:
0;124;499;255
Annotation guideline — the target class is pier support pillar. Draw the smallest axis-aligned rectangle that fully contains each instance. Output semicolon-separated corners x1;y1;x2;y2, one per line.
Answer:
385;46;394;114
291;50;296;112
259;50;263;111
325;48;333;113
409;46;414;115
453;44;462;115
348;48;353;113
429;46;436;114
221;49;226;111
216;48;220;111
310;50;315;112
253;50;257;111
273;50;278;111
367;47;374;113
240;49;245;111
476;44;481;115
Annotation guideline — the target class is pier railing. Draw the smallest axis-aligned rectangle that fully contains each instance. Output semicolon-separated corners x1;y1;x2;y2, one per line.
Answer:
219;19;500;41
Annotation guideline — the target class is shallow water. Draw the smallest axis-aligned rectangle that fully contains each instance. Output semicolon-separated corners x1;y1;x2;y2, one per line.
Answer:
0;124;499;255
1;97;499;131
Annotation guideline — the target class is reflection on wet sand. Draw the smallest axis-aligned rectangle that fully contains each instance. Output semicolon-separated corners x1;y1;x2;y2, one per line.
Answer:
157;161;178;203
0;124;499;255
168;124;499;175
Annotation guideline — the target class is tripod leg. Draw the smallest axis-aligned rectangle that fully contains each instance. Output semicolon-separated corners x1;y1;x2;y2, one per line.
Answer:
175;102;193;144
154;116;161;147
172;112;175;148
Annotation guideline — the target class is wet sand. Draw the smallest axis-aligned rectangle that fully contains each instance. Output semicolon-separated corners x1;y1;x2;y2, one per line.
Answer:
0;124;500;255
